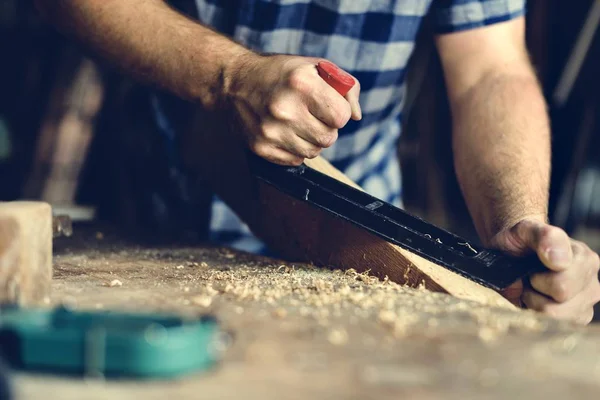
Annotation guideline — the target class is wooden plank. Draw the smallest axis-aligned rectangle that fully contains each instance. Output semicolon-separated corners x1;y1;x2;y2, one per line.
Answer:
0;201;52;306
180;110;512;308
19;234;599;400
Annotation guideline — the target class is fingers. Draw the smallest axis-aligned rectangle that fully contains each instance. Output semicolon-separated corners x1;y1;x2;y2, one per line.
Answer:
279;132;323;159
345;77;362;121
285;61;354;129
250;141;304;166
522;286;597;325
530;241;594;302
496;219;600;325
521;287;555;314
302;78;353;130
523;239;600;325
511;219;572;272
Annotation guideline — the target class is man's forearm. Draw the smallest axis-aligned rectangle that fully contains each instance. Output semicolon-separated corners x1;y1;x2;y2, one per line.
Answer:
451;68;551;244
36;0;252;108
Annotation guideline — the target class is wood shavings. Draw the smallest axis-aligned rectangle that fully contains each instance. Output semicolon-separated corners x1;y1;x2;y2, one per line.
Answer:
272;308;287;318
191;295;213;307
104;279;122;287
478;327;500;344
176;265;184;269
83;248;558;358
299;307;310;317
378;310;396;326
551;334;581;353
206;285;218;296
315;279;333;291
328;328;348;346
427;318;439;328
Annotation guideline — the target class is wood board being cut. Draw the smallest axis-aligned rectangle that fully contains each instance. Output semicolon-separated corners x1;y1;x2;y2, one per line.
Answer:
180;111;512;309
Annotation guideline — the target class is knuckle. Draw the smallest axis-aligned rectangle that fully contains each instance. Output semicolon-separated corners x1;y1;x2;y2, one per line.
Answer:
288;69;311;92
541;225;557;236
538;225;559;244
279;154;304;167
551;278;572;302
317;130;338;148
572;240;588;256
331;105;352;128
269;151;301;167
250;142;268;157
287;156;304;166
305;147;321;159
260;124;278;142
268;98;292;121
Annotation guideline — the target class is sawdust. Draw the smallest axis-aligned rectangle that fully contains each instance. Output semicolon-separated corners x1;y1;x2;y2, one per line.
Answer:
272;308;287;318
328;328;349;345
191;295;212;307
42;230;600;400
52;245;560;351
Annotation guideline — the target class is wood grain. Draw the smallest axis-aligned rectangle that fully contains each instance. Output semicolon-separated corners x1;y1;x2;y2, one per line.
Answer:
0;201;52;305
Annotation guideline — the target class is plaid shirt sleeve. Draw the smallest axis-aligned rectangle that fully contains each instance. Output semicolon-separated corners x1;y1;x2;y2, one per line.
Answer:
432;0;527;34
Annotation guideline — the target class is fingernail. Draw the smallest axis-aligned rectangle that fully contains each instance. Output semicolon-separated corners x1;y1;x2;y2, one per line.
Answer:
546;248;570;266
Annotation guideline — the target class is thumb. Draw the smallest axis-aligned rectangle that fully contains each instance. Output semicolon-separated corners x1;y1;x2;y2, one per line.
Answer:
345;77;362;121
511;219;572;272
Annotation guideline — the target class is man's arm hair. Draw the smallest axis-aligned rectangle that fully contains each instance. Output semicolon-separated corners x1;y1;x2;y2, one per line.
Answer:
435;17;551;244
35;0;252;109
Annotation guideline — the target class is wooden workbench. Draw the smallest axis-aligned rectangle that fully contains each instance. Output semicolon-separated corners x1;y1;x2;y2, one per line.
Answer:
15;226;600;399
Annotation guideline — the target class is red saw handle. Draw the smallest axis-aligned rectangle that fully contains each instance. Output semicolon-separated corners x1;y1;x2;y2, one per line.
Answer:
316;61;355;96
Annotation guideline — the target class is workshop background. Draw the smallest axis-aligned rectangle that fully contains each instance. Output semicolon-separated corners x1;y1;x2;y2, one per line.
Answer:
0;2;599;311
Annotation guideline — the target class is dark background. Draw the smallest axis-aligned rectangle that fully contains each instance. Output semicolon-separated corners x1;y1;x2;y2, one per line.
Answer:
0;1;599;314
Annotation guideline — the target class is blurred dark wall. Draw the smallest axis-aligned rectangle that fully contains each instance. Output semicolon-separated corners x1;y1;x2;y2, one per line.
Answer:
0;1;64;200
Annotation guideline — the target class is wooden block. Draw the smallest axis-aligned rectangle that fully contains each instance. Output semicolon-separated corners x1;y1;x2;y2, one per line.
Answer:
254;158;512;308
180;111;513;309
0;201;52;305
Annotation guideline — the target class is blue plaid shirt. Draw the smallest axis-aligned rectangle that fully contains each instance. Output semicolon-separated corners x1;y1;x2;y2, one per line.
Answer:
153;0;526;253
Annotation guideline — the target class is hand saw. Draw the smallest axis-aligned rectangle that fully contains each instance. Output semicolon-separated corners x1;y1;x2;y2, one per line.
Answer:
248;61;547;291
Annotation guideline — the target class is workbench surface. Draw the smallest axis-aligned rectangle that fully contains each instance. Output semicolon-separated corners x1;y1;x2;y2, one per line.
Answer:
15;227;600;400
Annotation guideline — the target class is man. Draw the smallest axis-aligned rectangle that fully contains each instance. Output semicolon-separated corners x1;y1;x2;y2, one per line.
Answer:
37;0;600;323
